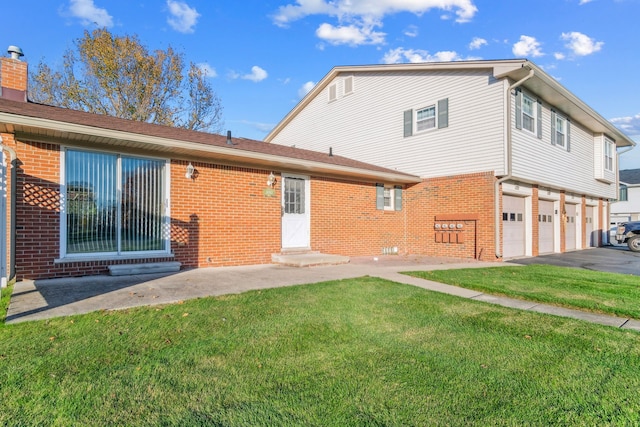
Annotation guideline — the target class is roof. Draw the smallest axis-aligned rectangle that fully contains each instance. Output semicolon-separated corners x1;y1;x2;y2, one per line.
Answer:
0;97;420;184
265;59;635;149
620;169;640;185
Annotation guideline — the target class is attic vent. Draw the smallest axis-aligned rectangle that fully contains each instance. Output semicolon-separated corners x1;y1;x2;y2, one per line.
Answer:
328;83;337;102
344;76;354;95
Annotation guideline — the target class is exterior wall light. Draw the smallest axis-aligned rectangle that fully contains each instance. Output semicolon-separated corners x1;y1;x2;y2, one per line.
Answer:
266;172;276;187
185;162;195;179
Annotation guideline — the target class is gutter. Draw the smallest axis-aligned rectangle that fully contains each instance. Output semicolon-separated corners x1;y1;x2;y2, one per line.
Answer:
495;68;535;258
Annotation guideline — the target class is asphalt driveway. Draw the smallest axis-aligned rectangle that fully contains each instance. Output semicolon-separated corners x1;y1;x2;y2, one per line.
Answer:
509;245;640;276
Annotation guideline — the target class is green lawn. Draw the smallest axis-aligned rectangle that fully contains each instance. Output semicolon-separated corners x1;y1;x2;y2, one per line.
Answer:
1;276;639;426
405;264;640;319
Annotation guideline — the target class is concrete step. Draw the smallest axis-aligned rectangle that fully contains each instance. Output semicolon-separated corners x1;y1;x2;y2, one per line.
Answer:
272;252;350;267
108;261;181;276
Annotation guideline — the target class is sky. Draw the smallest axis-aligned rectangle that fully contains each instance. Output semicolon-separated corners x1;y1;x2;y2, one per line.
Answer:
2;0;640;169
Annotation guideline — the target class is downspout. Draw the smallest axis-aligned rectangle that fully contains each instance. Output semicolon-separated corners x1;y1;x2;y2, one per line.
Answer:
2;143;17;281
495;68;535;258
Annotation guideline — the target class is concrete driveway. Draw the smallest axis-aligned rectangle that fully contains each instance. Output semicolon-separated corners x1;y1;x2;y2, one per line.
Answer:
509;245;640;276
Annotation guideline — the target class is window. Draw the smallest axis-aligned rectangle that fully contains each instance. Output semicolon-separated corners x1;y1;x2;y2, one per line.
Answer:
63;149;168;256
554;115;566;147
515;89;542;138
620;184;628;201
403;98;448;137
604;138;614;171
284;177;305;214
522;94;535;133
376;183;402;211
416;105;436;132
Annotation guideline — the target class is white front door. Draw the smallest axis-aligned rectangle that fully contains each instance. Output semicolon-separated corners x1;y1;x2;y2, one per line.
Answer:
282;175;310;249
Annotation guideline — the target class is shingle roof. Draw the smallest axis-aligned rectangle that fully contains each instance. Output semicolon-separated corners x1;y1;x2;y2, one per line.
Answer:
620;169;640;185
0;97;419;182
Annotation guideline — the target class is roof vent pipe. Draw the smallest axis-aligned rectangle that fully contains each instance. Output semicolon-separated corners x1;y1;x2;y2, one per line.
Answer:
7;46;23;60
329;147;333;156
226;130;232;145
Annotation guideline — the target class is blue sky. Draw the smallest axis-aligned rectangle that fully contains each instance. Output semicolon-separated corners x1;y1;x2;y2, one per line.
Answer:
3;0;640;168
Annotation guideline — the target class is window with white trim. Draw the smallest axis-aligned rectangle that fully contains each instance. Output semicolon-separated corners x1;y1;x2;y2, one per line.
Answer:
416;105;436;132
376;183;402;211
63;149;169;256
604;138;614;172
554;115;566;148
522;94;536;133
619;184;628;201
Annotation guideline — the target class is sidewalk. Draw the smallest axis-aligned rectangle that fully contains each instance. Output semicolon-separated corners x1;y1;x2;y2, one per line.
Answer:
6;255;640;331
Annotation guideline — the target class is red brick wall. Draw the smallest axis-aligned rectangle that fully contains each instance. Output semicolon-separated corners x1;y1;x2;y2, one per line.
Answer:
310;177;406;256
407;172;497;261
170;161;281;268
7;136;500;279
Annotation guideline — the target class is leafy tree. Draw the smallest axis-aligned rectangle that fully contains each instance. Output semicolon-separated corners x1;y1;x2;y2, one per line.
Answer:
30;28;223;132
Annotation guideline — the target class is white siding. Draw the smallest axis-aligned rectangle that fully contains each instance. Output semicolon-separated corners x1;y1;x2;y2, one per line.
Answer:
271;70;506;178
611;185;640;220
510;89;617;199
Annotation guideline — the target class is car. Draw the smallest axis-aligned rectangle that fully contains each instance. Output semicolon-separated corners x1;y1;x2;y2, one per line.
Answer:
615;221;640;252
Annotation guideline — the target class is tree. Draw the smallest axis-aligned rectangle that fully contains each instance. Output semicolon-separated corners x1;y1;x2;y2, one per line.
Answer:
30;28;223;133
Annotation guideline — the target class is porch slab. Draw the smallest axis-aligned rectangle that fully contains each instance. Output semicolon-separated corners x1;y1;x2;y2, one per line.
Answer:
272;252;350;267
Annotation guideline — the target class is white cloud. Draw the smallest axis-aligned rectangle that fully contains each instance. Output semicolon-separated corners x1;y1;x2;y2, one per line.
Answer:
382;47;471;64
298;81;316;98
197;63;217;78
610;114;640;136
166;0;200;33
68;0;113;27
239;66;268;82
404;25;419;37
316;22;385;45
561;31;603;56
554;52;566;60
512;35;543;57
469;37;487;50
579;0;593;4
273;0;478;45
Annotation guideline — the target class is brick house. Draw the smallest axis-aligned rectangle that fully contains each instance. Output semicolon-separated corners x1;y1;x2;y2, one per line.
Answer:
266;60;636;258
0;51;423;282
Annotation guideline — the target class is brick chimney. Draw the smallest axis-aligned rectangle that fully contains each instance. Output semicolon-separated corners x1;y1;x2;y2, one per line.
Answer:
1;45;27;102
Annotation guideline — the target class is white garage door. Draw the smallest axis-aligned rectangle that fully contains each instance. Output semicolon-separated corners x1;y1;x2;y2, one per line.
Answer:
565;203;577;251
538;200;554;254
586;206;595;247
503;195;526;258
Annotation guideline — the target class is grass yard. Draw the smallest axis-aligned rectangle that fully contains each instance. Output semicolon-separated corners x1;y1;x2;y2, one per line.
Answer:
405;264;640;319
1;276;640;426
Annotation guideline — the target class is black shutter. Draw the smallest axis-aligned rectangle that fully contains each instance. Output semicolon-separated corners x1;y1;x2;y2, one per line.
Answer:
566;118;571;152
376;183;384;210
515;88;522;130
403;110;413;137
550;110;556;146
536;99;543;139
394;185;402;211
437;98;449;129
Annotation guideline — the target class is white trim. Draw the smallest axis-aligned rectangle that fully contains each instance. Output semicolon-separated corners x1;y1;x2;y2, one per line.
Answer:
414;103;438;134
383;186;395;211
281;173;311;250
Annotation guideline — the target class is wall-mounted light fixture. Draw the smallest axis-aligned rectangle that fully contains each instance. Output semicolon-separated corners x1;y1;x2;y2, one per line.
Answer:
185;162;195;179
266;171;276;187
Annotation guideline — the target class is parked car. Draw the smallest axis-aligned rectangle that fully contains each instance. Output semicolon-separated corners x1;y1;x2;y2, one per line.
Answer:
615;221;640;252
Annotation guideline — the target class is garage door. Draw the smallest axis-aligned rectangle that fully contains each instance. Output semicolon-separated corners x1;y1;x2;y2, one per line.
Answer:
565;203;577;251
585;206;595;247
503;195;526;258
538;200;554;254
